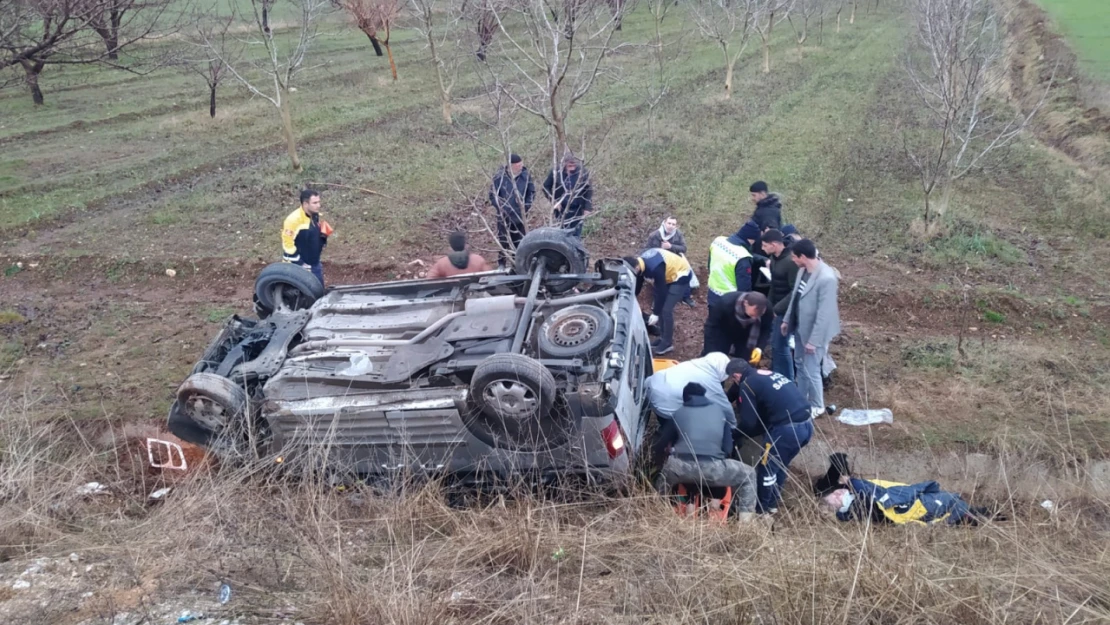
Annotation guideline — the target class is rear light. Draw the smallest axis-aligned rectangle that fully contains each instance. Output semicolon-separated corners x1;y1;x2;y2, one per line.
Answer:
601;420;626;459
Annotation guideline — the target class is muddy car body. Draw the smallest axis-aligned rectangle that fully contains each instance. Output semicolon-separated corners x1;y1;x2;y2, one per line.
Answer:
167;229;654;482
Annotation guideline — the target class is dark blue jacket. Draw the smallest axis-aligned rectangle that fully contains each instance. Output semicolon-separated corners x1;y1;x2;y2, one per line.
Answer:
543;166;593;222
730;370;811;437
840;478;972;525
640;248;691;315
489;166;535;225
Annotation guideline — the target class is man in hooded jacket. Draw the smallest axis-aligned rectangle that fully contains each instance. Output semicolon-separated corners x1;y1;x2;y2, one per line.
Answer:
544;156;593;238
749;180;783;231
489;154;535;267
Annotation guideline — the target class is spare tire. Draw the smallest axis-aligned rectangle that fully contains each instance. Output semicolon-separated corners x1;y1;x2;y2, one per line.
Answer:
167;372;252;459
537;305;613;360
514;227;588;295
254;262;324;318
466;353;571;450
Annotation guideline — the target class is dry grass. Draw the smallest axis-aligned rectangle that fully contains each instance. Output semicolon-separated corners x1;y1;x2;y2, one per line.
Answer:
1;399;1109;625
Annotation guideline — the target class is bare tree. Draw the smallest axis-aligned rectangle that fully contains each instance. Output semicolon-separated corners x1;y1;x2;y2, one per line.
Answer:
640;0;684;138
753;0;792;73
478;0;632;158
1;0;175;105
341;0;400;80
207;0;328;171
473;1;495;60
87;0;173;59
786;0;822;56
902;0;1045;224
689;0;755;99
179;9;243;118
408;0;465;122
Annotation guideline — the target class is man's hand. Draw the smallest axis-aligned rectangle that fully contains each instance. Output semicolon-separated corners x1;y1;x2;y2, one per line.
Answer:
662;241;671;250
805;343;817;354
780;322;789;336
302;263;312;271
647;314;659;326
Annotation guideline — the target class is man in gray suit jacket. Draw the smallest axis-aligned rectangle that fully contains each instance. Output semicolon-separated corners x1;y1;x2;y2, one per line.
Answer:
781;239;840;416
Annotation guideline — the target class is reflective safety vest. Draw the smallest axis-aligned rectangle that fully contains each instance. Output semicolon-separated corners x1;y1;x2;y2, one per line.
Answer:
868;479;948;525
707;237;752;296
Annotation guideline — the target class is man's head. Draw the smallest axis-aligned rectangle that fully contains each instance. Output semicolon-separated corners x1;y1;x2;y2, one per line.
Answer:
738;220;761;246
448;231;467;253
300;189;321;214
736;291;768;320
564;156;579;173
761;229;785;256
663;216;678;234
725;358;752;383
622;255;644;275
749;180;769;204
510;153;523;176
791;238;819;270
819;488;852;516
682;382;707;404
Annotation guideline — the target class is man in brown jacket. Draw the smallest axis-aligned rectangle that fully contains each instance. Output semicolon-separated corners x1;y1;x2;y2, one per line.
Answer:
428;232;491;279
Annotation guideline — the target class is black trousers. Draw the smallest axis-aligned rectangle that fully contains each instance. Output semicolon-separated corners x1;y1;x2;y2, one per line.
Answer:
497;219;525;268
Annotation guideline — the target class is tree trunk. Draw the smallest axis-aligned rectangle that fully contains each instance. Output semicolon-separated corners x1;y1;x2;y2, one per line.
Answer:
722;45;733;99
105;36;120;60
21;61;44;106
384;42;398;81
262;5;271;33
836;10;842;32
850;1;856;24
553;111;568;158
278;95;302;172
209;84;217;118
441;97;453;124
818;16;824;45
367;34;384;57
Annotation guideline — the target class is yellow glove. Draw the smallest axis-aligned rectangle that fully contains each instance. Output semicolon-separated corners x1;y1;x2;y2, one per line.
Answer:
749;348;762;366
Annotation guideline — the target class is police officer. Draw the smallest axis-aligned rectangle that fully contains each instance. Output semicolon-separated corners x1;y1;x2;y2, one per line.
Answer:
725;360;813;514
705;222;757;308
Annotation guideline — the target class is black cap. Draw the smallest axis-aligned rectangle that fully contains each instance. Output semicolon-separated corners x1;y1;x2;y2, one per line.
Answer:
725;359;751;377
750;180;768;193
682;382;707;403
448;231;466;252
510;153;523;164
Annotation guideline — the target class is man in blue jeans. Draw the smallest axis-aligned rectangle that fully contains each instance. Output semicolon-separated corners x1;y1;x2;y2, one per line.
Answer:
726;359;814;514
761;229;800;379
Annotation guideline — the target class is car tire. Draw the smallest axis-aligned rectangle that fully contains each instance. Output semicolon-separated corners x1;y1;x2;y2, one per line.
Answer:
514;227;588;295
537;305;613;360
167;372;250;458
467;353;570;450
254;262;324;318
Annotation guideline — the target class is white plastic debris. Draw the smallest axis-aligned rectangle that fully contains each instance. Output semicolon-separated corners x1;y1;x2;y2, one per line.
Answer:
165;268;177;278
149;487;172;500
12;579;30;590
339;353;373;376
1041;500;1055;511
77;482;109;496
69;552;80;563
836;408;894;426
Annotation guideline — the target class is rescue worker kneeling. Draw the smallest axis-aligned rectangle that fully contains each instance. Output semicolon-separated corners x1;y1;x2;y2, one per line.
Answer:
652;382;757;517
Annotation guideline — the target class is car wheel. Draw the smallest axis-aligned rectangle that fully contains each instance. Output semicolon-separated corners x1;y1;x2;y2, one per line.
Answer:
467;353;571;450
168;373;252;459
514;227;588;295
537;305;613;360
254;262;324;318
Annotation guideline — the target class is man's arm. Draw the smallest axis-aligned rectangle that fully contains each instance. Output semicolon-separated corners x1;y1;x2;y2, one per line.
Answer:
645;230;662;250
580;176;593;212
427;258;445;279
488;174;504;209
669;231;687;255
651;416;680;464
808;274;840;347
524;174;535;211
782;271;803;332
773;261;800;316
281;217;300;263
734;257;753;293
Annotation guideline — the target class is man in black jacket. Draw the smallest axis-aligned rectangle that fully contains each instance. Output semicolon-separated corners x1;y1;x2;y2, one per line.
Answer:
489;154;535;268
652;382;757;516
749;181;783;231
702;291;768;359
761;229;801;379
544;156;593;238
726;360;814;514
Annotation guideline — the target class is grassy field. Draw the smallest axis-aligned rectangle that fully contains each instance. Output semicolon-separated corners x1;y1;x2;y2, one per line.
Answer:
1035;0;1110;79
0;3;1109;622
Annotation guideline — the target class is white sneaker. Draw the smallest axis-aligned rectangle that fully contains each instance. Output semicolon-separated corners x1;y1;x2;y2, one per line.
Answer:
811;406;825;419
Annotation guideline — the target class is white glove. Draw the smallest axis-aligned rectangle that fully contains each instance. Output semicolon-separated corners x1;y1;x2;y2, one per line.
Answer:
647;314;659;326
788;335;796;350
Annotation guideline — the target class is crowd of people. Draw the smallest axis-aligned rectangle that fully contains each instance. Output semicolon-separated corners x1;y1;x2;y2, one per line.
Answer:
276;166;992;523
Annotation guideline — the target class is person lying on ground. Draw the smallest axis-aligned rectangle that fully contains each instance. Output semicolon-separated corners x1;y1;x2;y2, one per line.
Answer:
624;249;692;355
701;291;768;359
814;454;1000;526
427;231;491;279
652;383;757;518
726;360;814;515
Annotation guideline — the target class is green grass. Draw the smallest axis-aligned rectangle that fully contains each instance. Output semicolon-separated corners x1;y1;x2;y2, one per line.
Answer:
1036;0;1110;79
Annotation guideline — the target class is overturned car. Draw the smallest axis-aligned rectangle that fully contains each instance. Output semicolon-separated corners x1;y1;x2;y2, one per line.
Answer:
167;229;655;482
